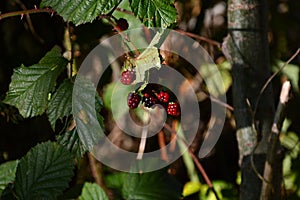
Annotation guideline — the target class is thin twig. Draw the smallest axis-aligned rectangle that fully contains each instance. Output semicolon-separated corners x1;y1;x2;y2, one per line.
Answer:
176;29;222;48
137;127;148;160
15;0;44;44
87;153;102;186
254;48;300;116
158;130;169;161
177;130;221;200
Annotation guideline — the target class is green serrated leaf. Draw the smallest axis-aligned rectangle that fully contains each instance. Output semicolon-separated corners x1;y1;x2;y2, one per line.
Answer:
122;169;182;200
40;0;119;25
4;46;68;118
56;128;86;161
47;79;73;130
79;182;108;200
15;141;74;200
0;160;18;196
73;76;104;151
129;0;177;28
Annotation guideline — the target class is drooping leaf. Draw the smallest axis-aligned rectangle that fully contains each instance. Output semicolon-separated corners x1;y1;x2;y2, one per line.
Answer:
134;31;163;82
73;76;104;151
47;79;73;130
129;0;177;28
272;60;300;92
15;141;74;200
0;160;18;196
4;46;68;118
56;128;86;160
40;0;119;25
79;182;109;200
122;169;182;200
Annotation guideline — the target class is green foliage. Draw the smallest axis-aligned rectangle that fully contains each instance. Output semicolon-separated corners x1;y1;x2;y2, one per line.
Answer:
129;0;177;28
79;182;109;200
4;46;68;118
40;0;120;25
47;79;73;130
73;77;104;151
122;169;183;200
56;128;86;161
272;60;300;92
0;160;18;196
199;180;238;200
14;141;74;199
40;0;177;27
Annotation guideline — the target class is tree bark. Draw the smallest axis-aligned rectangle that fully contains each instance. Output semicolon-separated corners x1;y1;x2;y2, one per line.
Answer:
226;0;276;199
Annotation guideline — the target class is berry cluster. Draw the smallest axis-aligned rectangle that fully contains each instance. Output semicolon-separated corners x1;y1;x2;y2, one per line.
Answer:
121;70;136;85
127;84;181;117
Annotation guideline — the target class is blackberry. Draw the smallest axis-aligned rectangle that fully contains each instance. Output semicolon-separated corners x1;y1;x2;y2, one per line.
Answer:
116;18;129;31
127;92;141;109
167;102;180;116
142;93;158;108
121;70;135;85
157;91;170;103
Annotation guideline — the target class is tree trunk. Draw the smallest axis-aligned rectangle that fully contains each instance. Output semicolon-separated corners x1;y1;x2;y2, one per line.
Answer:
226;0;278;199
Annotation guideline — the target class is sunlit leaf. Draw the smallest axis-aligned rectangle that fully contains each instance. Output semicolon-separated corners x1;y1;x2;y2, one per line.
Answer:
79;182;108;200
4;46;67;118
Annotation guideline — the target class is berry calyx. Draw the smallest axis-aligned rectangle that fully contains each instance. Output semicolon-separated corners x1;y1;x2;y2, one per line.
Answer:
121;70;135;85
127;92;141;109
116;18;129;31
142;93;158;108
157;91;170;103
167;102;180;117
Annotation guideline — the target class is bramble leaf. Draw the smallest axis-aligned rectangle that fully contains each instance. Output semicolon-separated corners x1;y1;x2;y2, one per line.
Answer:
79;182;109;200
40;0;119;25
15;141;74;199
4;46;68;118
129;0;177;28
47;79;73;130
0;160;18;196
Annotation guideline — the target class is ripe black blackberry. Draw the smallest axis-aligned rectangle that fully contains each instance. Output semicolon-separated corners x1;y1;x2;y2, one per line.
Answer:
142;93;158;108
167;102;180;116
116;18;129;31
121;70;135;85
127;92;141;109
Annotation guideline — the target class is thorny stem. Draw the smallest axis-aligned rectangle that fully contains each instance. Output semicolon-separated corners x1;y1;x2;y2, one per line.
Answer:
0;8;54;20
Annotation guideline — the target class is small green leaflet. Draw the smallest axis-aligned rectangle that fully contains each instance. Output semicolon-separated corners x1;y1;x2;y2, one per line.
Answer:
40;0;119;25
129;0;177;28
0;160;18;196
79;182;109;200
15;141;74;200
4;46;68;118
47;79;73;130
